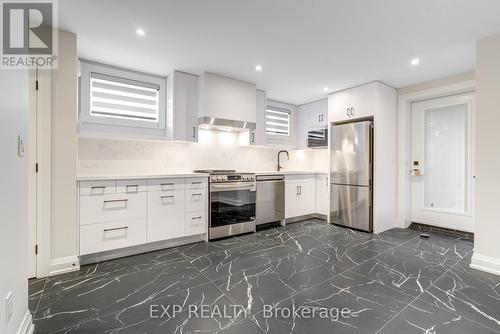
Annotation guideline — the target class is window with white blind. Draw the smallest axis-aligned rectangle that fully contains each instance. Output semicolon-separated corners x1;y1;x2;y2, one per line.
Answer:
90;73;160;122
266;106;290;136
79;60;166;133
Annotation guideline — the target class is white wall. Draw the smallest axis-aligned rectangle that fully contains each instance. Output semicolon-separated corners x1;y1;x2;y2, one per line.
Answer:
50;31;78;266
78;130;328;176
0;71;31;332
472;33;500;275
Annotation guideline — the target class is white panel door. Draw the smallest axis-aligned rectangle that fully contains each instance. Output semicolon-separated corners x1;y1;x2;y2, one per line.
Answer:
410;94;474;232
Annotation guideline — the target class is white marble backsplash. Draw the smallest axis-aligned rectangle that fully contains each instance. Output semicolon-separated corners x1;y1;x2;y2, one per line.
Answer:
78;130;328;176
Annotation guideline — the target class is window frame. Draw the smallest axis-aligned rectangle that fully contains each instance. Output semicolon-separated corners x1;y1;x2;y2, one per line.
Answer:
79;60;166;130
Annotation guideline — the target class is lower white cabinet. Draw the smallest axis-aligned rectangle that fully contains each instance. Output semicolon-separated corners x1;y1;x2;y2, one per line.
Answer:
316;175;329;216
147;189;185;242
185;211;207;236
80;219;147;255
79;176;208;256
285;175;316;219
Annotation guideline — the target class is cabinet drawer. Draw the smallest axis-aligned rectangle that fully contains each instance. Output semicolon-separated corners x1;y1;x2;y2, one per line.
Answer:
147;178;184;192
185;211;207;236
185;189;207;212
116;179;147;193
79;192;146;226
147;190;185;242
80;219;146;255
79;180;116;196
185;178;208;190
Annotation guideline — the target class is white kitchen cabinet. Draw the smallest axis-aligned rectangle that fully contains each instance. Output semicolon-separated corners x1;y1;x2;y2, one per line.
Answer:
249;90;267;146
147;189;185;242
329;83;376;122
308;99;328;130
167;71;199;142
285;175;316;219
79;176;208;258
79;192;147;226
349;84;375;119
329;89;351;123
296;103;310;149
80;219;147;256
315;174;329;216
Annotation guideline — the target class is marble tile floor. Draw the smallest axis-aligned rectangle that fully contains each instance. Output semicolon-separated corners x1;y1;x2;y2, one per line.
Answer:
28;219;499;334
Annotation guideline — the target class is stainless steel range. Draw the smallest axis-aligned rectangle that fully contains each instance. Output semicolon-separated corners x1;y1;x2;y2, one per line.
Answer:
194;170;256;240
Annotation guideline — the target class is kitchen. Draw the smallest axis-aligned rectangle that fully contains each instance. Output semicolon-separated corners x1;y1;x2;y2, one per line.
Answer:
2;1;500;334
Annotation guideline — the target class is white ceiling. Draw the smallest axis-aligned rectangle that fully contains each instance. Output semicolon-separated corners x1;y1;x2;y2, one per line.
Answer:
60;0;500;105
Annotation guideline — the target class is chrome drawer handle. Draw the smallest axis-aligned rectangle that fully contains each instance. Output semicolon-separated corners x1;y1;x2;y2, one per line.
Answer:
161;195;174;199
126;185;139;192
91;186;105;189
192;193;202;196
192;216;202;220
103;226;128;232
104;199;128;203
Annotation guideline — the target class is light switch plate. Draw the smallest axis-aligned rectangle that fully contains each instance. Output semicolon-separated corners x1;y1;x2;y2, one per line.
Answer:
5;291;13;325
18;135;25;157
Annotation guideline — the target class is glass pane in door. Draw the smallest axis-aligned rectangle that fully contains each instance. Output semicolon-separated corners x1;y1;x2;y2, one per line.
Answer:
424;103;468;213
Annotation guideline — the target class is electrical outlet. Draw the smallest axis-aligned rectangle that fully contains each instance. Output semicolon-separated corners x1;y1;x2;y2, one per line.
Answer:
17;135;25;158
5;292;13;325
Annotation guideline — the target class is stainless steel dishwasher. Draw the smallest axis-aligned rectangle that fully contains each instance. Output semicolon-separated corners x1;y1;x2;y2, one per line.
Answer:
256;174;285;225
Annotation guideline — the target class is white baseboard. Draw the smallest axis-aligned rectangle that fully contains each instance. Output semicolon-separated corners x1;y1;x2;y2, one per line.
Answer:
49;255;80;276
470;252;500;276
17;310;34;334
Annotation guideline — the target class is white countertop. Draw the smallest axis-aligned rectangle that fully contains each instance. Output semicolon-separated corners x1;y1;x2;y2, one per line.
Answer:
77;170;327;181
253;170;328;176
77;173;209;181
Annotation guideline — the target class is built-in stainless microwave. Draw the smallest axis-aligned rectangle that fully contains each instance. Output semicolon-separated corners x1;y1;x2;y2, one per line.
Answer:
307;129;328;148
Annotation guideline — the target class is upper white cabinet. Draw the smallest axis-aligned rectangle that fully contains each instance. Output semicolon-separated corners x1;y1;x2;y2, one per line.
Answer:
167;71;199;142
199;72;256;123
296;103;310;149
296;98;328;149
329;83;376;122
249;90;267;146
308;99;328;130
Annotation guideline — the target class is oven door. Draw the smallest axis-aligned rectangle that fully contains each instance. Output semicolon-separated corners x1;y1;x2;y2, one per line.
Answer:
210;182;256;229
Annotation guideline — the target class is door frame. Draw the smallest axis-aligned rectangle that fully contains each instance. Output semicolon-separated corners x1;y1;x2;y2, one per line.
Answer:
28;69;53;278
397;80;476;229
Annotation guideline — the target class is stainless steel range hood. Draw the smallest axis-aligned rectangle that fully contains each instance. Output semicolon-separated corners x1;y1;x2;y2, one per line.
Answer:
198;116;256;132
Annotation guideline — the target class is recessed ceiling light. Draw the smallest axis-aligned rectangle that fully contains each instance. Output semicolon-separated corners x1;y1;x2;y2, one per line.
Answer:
323;87;329;92
136;28;146;36
255;64;263;72
410;58;420;66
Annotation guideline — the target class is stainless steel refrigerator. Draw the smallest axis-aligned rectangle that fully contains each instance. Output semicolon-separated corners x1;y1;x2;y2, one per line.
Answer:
330;120;373;232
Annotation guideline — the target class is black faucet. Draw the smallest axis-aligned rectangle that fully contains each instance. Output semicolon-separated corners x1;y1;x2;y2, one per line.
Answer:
277;150;289;171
